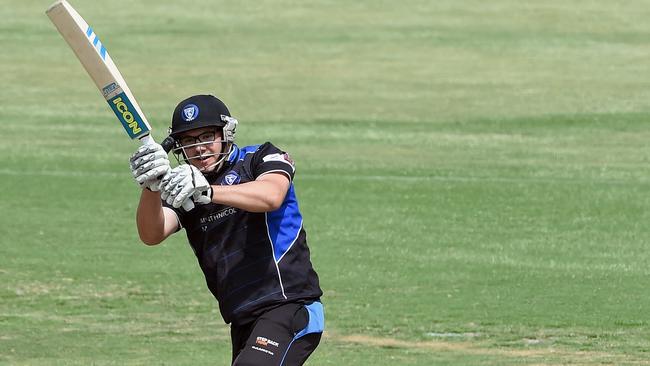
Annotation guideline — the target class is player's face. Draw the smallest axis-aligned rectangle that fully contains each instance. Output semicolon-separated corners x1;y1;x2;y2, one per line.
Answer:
178;127;224;172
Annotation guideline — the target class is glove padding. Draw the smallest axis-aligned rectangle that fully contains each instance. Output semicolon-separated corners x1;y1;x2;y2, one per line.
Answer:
129;143;171;191
160;165;213;209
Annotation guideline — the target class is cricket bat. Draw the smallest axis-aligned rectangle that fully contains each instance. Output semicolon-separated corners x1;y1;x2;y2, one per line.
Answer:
46;0;154;145
46;0;193;210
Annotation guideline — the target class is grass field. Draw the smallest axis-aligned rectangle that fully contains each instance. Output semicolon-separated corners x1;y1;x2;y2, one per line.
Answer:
2;1;650;365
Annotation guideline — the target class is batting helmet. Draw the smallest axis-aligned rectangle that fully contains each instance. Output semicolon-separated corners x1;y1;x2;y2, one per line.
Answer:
167;94;238;173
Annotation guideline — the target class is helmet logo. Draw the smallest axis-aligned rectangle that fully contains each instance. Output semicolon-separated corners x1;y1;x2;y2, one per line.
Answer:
182;104;199;122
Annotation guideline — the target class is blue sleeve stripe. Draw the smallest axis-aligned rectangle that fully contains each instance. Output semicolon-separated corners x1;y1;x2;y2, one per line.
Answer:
276;219;302;263
265;185;303;263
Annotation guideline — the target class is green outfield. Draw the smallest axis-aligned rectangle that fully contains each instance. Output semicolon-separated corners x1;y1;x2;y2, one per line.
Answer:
2;0;650;364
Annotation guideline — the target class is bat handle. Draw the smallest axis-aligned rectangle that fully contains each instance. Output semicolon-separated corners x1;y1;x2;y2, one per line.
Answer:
160;135;176;153
182;200;195;211
139;134;155;146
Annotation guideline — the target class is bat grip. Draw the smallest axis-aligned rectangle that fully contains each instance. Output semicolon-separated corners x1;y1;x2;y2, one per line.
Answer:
182;200;195;211
139;134;155;145
160;135;176;153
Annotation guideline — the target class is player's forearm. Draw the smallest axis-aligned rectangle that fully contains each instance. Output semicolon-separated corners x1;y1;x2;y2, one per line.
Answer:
136;189;167;245
211;180;287;213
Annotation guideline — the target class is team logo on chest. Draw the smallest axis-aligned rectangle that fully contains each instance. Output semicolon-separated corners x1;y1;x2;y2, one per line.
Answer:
222;170;241;185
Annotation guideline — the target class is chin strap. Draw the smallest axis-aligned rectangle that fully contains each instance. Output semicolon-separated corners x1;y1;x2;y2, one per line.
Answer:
202;144;234;179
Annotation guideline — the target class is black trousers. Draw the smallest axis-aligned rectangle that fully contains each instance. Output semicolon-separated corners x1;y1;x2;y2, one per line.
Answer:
231;302;322;366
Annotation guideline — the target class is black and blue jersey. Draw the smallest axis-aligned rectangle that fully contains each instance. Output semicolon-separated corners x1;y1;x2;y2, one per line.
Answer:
165;142;322;325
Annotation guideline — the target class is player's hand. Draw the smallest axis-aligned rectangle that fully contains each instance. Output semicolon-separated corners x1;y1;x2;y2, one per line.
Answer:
160;165;213;209
129;143;171;192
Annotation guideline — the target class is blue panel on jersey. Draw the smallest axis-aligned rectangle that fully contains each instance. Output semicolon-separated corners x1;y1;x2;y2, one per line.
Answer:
228;144;260;164
266;185;303;263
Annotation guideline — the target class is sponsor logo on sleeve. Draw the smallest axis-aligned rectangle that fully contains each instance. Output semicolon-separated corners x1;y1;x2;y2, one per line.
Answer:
262;153;295;170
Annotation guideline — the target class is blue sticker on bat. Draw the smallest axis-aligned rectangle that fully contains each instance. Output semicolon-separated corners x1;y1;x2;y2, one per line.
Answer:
86;26;106;60
107;92;150;139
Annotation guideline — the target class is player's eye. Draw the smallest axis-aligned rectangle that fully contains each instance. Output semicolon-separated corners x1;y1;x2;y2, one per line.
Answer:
198;132;216;143
179;136;197;146
178;131;217;146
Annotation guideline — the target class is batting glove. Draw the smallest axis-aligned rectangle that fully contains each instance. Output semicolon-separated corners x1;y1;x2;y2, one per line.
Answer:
160;165;213;209
129;143;171;192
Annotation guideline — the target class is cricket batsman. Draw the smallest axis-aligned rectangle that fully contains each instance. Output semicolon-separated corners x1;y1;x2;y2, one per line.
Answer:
129;94;324;365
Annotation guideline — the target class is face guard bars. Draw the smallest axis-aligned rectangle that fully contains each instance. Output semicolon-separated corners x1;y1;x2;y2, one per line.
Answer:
170;115;238;173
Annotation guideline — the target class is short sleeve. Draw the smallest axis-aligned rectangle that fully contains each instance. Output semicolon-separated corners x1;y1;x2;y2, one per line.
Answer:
250;142;296;181
162;201;183;231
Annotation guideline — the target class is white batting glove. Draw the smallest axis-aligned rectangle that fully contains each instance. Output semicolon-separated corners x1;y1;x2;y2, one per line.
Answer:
129;143;171;191
160;165;213;209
